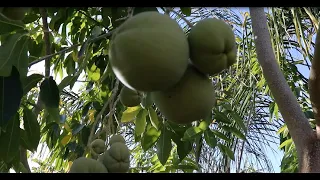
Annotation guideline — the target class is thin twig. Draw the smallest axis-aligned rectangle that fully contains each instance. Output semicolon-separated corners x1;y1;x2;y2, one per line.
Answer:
28;31;114;68
168;8;194;28
28;44;81;68
86;79;120;149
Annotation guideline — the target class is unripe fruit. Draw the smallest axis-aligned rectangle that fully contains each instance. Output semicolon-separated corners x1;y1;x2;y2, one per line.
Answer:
151;65;216;124
188;18;237;75
109;12;189;92
99;142;130;173
69;157;108;173
90;139;106;154
109;134;126;145
119;86;141;107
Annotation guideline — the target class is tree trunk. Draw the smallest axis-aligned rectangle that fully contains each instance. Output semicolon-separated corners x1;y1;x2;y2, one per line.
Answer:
249;7;320;173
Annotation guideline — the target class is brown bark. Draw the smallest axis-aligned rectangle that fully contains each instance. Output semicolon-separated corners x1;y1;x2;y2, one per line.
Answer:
309;25;320;138
249;7;320;173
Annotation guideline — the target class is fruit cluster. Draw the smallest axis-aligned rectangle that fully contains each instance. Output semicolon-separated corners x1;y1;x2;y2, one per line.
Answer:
112;11;237;125
69;135;130;173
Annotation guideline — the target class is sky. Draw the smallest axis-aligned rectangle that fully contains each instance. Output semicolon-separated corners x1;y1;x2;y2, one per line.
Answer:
12;7;313;173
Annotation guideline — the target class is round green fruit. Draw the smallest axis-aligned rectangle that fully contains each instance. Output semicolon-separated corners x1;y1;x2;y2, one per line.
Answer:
69;157;108;173
109;12;189;92
90;139;106;154
99;142;130;173
109;134;126;145
119;86;141;107
188;18;237;75
151;65;216;124
1;7;30;21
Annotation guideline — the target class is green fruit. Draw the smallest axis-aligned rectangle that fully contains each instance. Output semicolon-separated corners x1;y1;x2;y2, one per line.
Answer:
1;7;30;21
91;139;106;154
109;134;126;145
69;157;108;173
151;65;216;124
188;18;237;75
99;142;130;173
119;86;141;107
109;12;189;92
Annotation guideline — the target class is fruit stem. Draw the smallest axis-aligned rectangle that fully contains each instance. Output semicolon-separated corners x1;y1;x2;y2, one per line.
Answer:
168;8;194;28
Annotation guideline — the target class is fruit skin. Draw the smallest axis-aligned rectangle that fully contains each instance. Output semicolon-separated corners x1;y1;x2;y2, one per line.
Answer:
151;65;216;124
109;134;126;145
90;139;106;154
188;18;237;75
69;157;108;173
1;8;30;21
109;11;189;92
119;86;141;107
99;142;130;173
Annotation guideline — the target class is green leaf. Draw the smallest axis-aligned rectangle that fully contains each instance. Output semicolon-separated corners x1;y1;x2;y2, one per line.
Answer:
280;139;293;149
21;74;44;95
229;111;247;132
47;107;61;124
0;66;23;128
182;126;203;141
20;129;32;151
180;7;191;16
176;140;192;162
141;126;161;151
81;102;92;118
58;75;75;92
204;130;217;148
218;143;235;160
230;126;246;140
212;130;231;142
156;126;172;165
176;164;199;171
135;109;148;137
0;33;26;77
39;76;60;108
121;106;141;123
198;121;209;131
0;13;25;35
0;113;20;163
12;36;29;78
214;111;231;124
148;107;159;130
23;108;40;152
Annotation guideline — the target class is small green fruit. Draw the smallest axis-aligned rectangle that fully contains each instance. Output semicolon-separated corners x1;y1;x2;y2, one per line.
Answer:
109;134;126;145
188;18;237;75
69;157;108;173
151;65;216;124
90;139;106;154
99;142;130;173
109;12;189;92
119;86;141;107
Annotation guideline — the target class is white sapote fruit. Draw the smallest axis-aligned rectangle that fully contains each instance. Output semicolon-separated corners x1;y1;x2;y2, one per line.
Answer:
69;157;108;173
151;65;216;124
109;11;190;92
188;18;237;75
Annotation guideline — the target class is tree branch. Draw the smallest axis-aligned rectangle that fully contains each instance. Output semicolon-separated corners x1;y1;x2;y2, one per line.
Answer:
309;26;320;138
86;79;120;149
28;44;81;68
28;30;114;68
249;8;314;148
40;8;51;77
